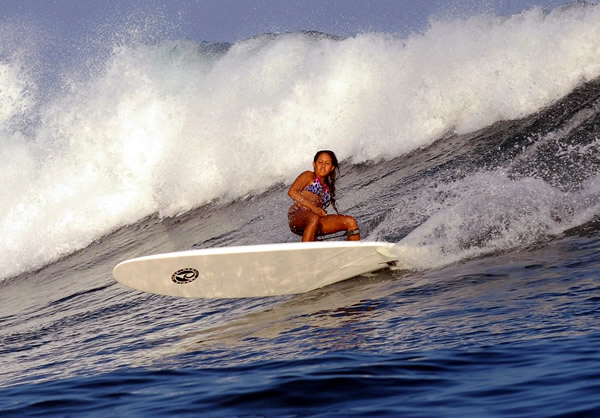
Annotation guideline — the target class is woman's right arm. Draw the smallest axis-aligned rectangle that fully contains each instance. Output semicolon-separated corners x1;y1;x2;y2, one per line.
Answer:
288;171;326;216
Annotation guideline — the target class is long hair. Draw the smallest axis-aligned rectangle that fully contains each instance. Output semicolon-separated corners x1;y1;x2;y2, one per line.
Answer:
314;150;340;214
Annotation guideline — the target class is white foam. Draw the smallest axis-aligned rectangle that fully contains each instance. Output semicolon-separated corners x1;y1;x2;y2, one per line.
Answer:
2;4;600;279
376;171;600;270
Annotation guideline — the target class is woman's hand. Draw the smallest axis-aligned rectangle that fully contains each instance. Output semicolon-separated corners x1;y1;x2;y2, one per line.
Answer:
312;207;326;216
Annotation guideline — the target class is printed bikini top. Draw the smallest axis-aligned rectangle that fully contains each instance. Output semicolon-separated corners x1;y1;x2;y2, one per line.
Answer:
305;176;331;208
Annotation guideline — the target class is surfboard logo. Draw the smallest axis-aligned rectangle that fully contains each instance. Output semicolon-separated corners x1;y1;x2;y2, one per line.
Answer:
171;268;199;284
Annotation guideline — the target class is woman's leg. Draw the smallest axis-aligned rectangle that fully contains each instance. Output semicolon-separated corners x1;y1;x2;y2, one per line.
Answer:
288;205;322;242
302;213;321;242
289;206;360;242
319;214;360;241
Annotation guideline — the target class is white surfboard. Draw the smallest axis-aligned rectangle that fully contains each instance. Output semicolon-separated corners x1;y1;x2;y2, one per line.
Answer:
112;241;403;298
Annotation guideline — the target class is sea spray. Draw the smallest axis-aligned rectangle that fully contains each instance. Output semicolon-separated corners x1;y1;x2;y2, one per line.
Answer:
382;171;600;270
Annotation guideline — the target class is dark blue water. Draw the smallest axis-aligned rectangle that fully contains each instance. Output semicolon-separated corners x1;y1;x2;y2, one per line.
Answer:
4;334;600;417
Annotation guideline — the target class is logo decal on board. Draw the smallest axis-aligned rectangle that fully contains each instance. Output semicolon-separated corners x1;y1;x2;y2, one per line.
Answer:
171;268;199;284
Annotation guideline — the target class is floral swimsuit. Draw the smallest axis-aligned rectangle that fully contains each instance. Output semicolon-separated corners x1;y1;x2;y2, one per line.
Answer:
305;176;330;209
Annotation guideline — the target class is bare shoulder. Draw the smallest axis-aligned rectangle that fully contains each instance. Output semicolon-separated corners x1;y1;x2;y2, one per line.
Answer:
297;171;315;181
289;171;315;193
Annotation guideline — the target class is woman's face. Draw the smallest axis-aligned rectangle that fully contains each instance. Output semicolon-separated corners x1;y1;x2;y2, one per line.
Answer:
313;152;335;178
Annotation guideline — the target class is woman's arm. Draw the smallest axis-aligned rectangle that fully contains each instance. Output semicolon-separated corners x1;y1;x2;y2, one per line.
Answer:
288;171;326;216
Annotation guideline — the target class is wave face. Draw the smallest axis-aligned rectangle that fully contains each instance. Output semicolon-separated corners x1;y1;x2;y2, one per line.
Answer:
2;4;600;279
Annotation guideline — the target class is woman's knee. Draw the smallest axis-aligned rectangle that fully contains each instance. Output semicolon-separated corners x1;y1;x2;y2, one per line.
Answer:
344;216;358;229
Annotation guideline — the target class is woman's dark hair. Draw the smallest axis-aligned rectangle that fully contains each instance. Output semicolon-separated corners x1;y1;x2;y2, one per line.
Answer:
314;150;340;214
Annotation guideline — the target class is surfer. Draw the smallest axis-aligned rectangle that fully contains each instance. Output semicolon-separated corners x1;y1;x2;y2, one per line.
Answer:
288;150;360;242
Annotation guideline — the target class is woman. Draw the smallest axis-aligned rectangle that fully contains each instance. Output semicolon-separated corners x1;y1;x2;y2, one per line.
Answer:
288;150;360;242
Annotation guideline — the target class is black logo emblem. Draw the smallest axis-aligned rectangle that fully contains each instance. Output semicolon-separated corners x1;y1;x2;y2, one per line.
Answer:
171;268;199;284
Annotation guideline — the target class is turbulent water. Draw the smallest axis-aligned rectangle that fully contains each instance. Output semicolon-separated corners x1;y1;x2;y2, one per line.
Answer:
2;3;600;416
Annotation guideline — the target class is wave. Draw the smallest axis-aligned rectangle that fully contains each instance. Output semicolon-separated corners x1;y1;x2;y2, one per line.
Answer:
1;4;600;279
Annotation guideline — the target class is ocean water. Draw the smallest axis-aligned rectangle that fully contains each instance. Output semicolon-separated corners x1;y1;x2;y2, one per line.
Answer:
2;3;600;416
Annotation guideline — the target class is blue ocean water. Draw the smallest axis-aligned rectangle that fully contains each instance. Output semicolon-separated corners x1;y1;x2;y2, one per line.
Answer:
2;3;600;416
2;234;600;416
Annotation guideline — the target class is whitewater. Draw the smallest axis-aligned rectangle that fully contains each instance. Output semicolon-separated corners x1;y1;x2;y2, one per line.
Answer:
2;3;600;416
1;4;599;279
